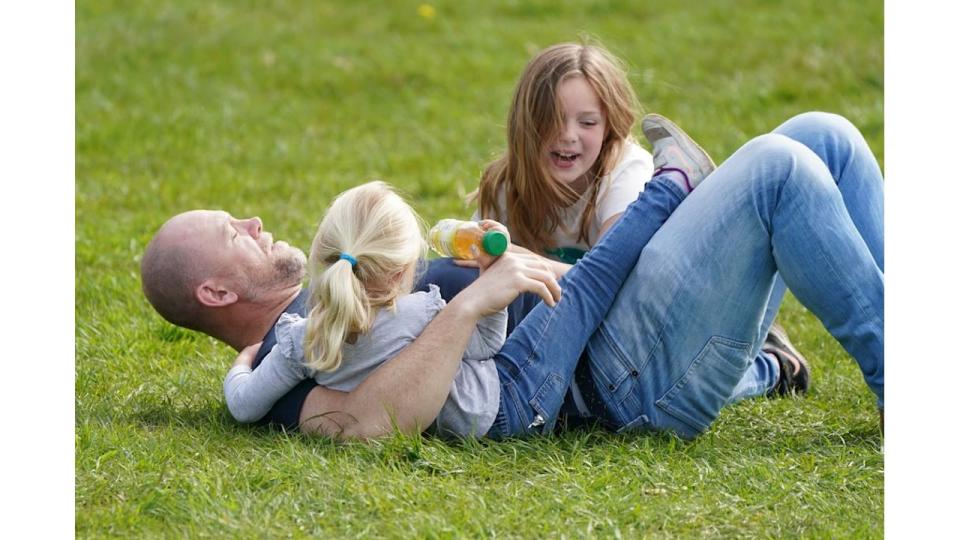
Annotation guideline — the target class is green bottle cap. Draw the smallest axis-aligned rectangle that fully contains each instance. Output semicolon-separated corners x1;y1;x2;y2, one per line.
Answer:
481;230;508;256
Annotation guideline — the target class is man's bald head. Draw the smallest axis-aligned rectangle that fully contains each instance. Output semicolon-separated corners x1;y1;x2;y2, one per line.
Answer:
141;210;307;335
141;211;220;331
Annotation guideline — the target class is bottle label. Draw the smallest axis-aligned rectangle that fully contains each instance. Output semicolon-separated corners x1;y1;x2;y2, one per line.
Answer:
429;219;467;259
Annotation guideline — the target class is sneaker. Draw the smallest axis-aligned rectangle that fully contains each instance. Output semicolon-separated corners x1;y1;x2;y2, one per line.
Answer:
764;321;812;397
641;113;717;191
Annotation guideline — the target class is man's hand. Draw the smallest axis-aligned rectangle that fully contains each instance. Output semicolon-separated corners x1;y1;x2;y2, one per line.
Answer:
453;250;562;318
460;242;571;279
233;342;262;369
460;219;510;273
505;243;571;280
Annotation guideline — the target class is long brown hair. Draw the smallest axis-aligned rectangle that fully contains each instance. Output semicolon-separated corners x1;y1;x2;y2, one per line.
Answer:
475;42;640;252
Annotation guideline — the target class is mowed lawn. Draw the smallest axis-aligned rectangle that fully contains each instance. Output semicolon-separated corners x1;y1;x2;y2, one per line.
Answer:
76;1;883;537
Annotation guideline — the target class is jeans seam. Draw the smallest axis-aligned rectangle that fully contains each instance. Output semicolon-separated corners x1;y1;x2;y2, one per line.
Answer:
489;407;507;438
504;381;530;435
520;307;559;367
592;325;632;391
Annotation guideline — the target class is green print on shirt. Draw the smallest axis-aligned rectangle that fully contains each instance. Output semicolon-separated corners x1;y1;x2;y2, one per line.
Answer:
545;247;588;265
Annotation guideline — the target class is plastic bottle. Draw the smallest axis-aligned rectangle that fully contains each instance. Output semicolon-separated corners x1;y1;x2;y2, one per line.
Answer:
428;219;509;260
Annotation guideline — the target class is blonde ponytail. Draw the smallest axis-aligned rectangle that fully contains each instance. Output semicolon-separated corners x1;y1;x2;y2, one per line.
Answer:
304;258;372;372
303;181;425;372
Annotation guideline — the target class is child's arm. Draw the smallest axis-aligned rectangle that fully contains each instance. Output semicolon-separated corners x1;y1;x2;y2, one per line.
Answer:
463;307;507;361
223;341;309;423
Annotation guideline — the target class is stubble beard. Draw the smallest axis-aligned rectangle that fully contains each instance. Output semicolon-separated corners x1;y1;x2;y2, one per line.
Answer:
242;244;308;302
271;244;308;287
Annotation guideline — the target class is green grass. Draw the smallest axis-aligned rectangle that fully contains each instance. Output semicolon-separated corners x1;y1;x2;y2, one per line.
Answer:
76;0;883;537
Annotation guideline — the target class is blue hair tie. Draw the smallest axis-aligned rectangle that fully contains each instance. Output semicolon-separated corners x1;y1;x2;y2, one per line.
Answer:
339;252;358;267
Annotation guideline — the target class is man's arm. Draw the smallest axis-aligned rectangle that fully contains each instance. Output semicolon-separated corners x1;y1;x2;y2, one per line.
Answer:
298;251;561;440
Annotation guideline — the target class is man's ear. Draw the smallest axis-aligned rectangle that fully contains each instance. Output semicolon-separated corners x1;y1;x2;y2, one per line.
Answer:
195;279;239;307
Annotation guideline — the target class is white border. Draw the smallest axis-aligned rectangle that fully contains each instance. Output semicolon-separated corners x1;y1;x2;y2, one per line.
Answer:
886;0;959;537
0;2;75;535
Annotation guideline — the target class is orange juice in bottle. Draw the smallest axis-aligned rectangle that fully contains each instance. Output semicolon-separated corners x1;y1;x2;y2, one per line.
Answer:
428;219;508;260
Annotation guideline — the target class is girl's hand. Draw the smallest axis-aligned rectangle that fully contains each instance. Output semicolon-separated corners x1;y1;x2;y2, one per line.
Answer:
233;342;263;369
452;237;536;267
452;258;481;269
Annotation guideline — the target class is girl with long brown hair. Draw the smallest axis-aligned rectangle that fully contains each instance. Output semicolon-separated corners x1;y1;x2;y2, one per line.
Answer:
465;42;806;405
474;42;654;272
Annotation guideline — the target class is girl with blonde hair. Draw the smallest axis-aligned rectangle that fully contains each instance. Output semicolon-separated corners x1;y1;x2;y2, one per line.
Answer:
224;181;508;436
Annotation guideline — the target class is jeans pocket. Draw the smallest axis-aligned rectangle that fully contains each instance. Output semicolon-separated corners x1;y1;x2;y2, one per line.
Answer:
654;335;752;436
589;323;654;405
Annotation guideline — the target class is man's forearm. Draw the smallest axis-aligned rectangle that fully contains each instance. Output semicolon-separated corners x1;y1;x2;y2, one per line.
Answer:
299;295;480;439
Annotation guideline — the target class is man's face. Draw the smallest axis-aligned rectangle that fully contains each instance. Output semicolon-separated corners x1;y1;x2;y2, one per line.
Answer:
184;210;307;298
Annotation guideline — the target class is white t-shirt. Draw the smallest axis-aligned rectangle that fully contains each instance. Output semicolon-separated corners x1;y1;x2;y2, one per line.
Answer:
478;140;653;263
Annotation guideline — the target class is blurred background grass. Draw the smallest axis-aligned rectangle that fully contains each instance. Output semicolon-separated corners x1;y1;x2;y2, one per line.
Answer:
76;1;883;537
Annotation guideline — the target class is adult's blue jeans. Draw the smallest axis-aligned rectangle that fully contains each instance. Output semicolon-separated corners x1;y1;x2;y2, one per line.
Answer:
728;112;885;401
421;265;780;404
580;112;884;439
